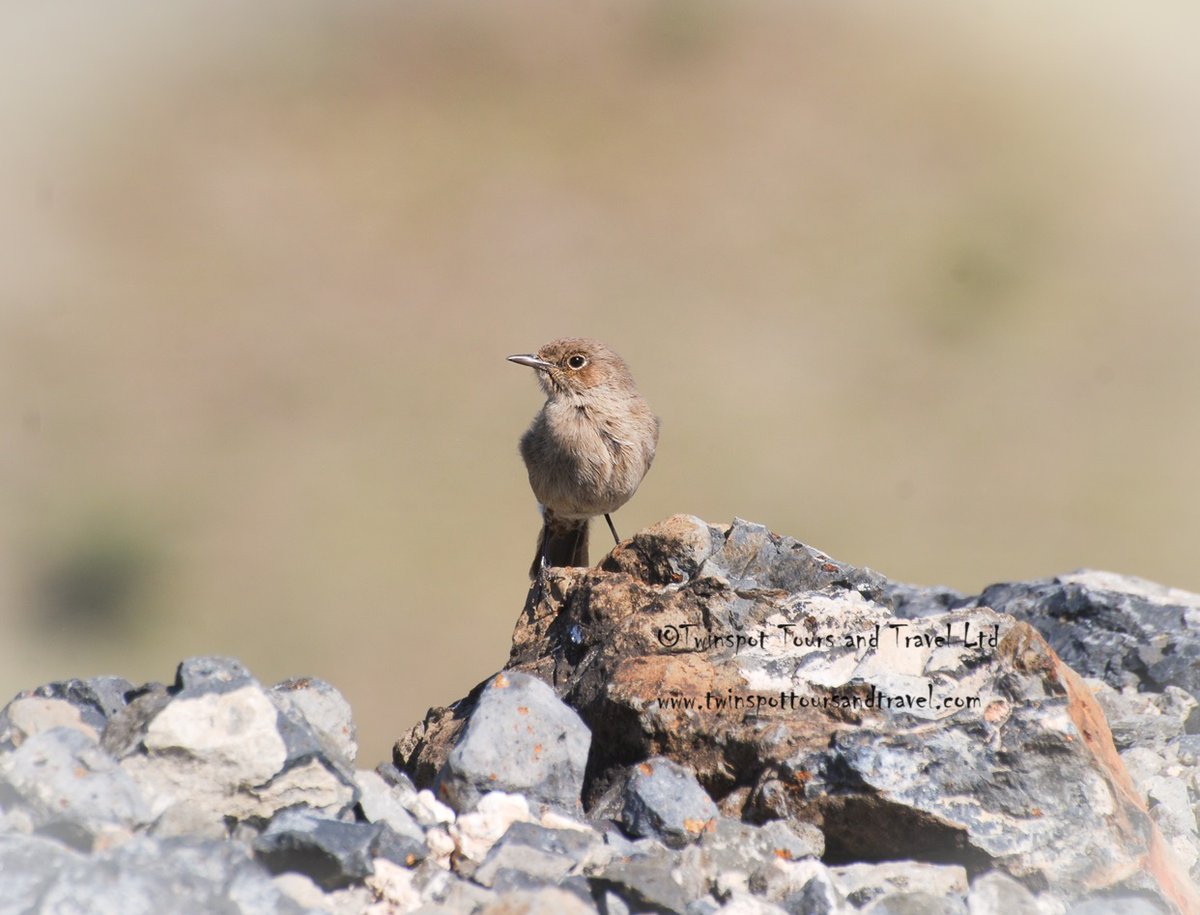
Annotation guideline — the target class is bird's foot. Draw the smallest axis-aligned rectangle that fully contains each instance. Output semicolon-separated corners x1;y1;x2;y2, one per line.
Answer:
525;553;551;613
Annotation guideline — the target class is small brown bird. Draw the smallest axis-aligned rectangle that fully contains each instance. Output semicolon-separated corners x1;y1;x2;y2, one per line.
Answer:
508;337;660;578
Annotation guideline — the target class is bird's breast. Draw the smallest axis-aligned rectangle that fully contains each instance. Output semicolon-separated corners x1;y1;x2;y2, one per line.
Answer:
520;399;651;518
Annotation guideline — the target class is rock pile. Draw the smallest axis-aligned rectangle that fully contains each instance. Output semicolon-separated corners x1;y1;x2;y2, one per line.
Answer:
1;516;1198;914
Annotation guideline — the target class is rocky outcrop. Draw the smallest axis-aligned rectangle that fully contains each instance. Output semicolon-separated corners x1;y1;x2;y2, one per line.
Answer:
1;515;1198;914
398;516;1200;914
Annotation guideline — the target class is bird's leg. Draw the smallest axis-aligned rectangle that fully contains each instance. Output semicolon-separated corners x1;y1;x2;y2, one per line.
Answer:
604;513;620;545
526;520;551;612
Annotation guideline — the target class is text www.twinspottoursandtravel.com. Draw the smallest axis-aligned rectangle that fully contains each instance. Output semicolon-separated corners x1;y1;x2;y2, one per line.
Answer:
656;684;981;715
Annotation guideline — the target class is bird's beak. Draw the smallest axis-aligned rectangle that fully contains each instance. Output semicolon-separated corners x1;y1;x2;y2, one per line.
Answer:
507;353;555;371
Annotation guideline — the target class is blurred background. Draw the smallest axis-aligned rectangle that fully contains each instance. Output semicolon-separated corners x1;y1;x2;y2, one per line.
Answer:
2;1;1198;766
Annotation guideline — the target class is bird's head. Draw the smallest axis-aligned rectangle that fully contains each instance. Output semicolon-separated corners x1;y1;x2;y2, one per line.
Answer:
507;337;635;399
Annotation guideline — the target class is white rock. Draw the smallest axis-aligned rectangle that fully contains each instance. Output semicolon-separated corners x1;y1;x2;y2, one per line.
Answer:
1146;775;1198;834
1120;746;1167;788
449;791;531;863
408;789;455;827
120;685;351;828
4;698;99;746
477;887;595;914
146;687;286;778
425;826;455;869
250;757;355;818
715;869;750;896
364;858;422;914
760;858;842;907
968;870;1040;915
273;873;337;912
538;809;593;832
830;861;967;907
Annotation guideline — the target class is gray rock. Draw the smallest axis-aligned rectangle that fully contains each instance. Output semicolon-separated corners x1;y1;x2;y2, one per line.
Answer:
486;866;570;894
556;873;603;906
723;817;822;865
887;582;967;619
697;518;887;599
589;822;640;859
81;675;137;718
98;682;173;758
1169;734;1200;766
268;690;359;809
254;807;423;891
780;868;845;915
477;886;598;914
354;768;426;843
0;833;309;915
829;862;967;909
863;892;967;915
759;819;824;861
1065;896;1172;914
1094;684;1197;752
684;816;824;900
589;857;694;914
271;677;359;768
175;655;256;693
411;863;497;911
487;871;596;906
0;832;86;912
1120;746;1167;789
375;762;420;800
967;871;1041;915
616;757;719;849
969;571;1200;705
474;821;599;888
0;726;151;849
435;672;590;814
712;892;791;914
1144;775;1197;835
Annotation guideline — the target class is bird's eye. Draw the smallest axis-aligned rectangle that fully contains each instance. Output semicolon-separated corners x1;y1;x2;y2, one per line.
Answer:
566;354;588;370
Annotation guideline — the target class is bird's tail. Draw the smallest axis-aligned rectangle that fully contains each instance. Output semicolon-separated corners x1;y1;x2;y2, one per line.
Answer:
530;512;589;579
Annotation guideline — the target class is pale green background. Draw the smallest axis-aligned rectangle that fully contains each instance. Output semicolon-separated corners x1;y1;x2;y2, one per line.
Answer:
3;1;1198;765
